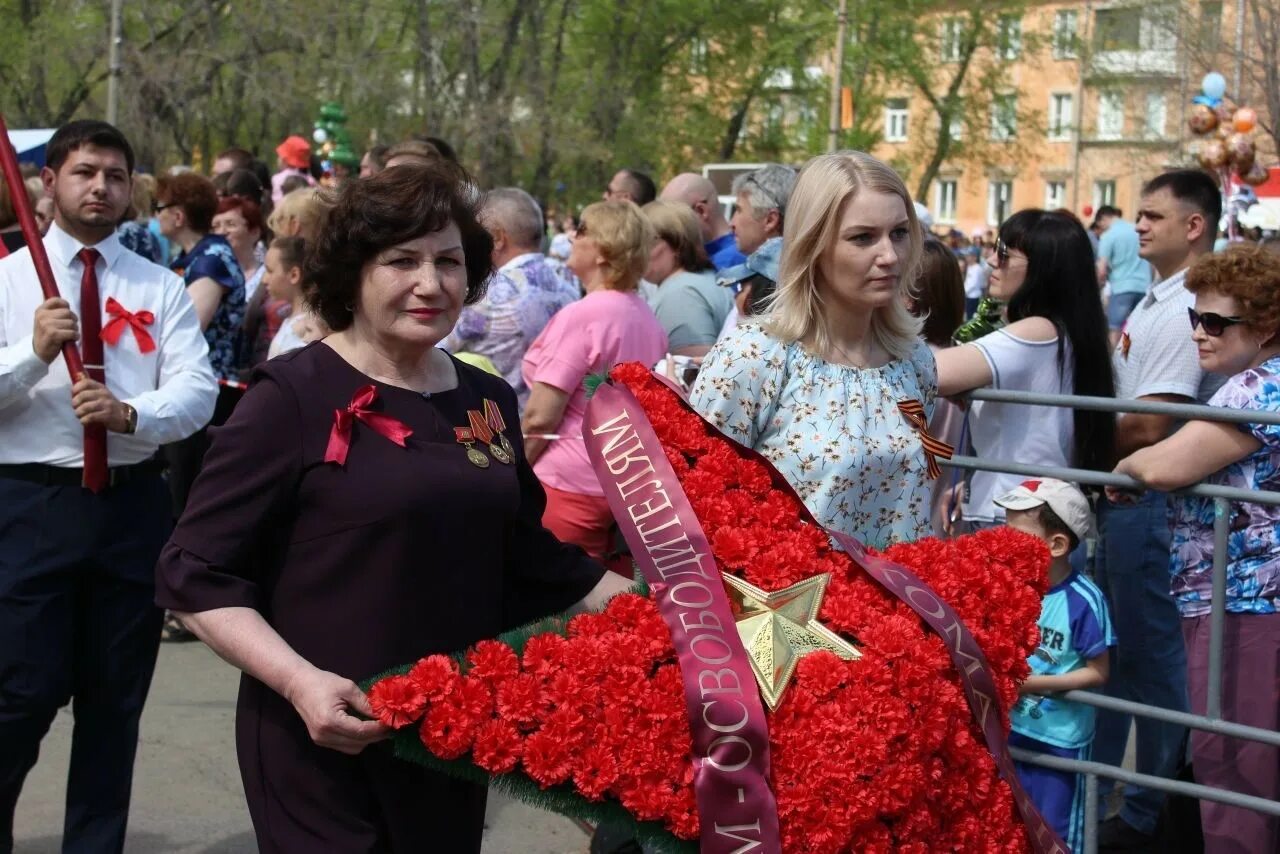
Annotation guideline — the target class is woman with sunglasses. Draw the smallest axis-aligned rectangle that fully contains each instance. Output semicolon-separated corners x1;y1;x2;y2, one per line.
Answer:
1111;245;1280;852
935;209;1115;531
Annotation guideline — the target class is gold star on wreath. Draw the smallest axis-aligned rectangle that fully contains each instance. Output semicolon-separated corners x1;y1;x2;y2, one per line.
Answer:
721;572;861;711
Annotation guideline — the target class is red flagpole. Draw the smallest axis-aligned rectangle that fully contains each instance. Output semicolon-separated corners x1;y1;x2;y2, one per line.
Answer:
0;114;85;378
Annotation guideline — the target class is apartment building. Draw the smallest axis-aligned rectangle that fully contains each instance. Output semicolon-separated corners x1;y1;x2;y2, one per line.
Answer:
866;0;1257;234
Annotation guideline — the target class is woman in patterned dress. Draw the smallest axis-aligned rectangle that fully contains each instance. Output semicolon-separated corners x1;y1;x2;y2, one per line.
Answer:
1112;245;1280;853
689;151;939;550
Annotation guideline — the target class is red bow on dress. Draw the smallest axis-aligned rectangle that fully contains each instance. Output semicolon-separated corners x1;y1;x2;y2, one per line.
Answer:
325;385;414;466
897;399;954;480
101;297;156;353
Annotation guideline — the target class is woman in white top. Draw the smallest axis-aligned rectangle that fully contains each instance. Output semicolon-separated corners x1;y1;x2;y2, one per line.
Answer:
263;236;325;358
936;209;1115;528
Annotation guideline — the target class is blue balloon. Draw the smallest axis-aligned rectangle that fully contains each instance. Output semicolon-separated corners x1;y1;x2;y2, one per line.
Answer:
1192;94;1222;108
1202;72;1227;100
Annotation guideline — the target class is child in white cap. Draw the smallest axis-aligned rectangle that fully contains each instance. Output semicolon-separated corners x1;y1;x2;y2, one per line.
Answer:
997;478;1115;851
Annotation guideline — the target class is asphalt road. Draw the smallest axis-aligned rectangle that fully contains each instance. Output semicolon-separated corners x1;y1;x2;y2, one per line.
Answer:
12;643;591;853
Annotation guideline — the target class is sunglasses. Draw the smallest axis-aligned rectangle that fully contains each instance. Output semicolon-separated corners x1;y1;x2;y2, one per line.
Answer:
993;238;1011;268
1188;307;1244;337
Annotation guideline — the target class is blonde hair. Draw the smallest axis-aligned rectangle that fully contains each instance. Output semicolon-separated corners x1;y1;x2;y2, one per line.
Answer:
641;200;712;273
763;151;924;360
267;187;328;242
580;200;654;291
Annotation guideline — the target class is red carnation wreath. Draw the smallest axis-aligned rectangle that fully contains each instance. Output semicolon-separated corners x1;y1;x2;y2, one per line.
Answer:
366;364;1049;852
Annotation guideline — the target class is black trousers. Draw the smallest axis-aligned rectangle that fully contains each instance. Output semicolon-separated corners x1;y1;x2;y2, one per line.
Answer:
0;473;171;854
163;383;241;519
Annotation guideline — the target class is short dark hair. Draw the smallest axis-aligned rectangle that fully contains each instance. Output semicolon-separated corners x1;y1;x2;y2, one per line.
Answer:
270;235;307;271
1035;504;1080;553
46;120;135;175
223;168;264;203
214;147;254;173
422;137;458;163
306;162;492;331
621;169;656;206
1141;169;1223;243
1095;205;1122;219
364;144;390;171
281;174;311;196
742;273;776;316
156;172;219;233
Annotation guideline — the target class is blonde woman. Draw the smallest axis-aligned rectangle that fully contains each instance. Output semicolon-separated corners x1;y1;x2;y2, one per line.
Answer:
689;151;939;548
522;201;668;560
642;200;734;358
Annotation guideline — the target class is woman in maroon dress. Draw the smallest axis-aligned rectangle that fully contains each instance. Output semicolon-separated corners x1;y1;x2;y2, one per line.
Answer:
155;163;631;852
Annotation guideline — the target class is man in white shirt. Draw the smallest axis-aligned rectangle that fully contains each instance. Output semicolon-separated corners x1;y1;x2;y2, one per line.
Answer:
442;187;579;409
1093;169;1221;849
0;121;215;853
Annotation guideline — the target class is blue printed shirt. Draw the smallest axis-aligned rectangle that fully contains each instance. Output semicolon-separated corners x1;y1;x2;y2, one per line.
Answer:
172;234;245;381
1012;570;1115;749
1171;356;1280;616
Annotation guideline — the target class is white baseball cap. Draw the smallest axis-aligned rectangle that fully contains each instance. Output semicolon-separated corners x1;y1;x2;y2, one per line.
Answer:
994;478;1094;542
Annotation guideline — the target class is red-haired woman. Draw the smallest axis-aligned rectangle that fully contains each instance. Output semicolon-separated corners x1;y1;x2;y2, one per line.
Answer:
212;195;265;303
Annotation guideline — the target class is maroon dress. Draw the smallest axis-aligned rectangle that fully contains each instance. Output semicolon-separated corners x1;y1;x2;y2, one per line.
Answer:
155;342;604;852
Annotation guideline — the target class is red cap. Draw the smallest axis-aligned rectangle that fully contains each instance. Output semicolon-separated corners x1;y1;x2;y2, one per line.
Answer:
275;135;312;170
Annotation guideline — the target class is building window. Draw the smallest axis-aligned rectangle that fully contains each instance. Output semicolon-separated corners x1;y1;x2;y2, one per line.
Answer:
988;181;1013;226
997;15;1023;60
1144;93;1167;138
1098;91;1124;140
763;101;786;137
1053;10;1079;59
990;94;1017;141
940;18;965;62
1045;181;1067;210
1200;1;1223;48
884;98;909;142
949;113;965;140
1095;7;1142;51
1049;93;1074;141
1094;180;1117;209
689;39;709;74
936;180;958;224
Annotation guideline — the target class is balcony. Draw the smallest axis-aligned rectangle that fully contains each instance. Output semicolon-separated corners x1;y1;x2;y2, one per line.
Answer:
1089;49;1179;78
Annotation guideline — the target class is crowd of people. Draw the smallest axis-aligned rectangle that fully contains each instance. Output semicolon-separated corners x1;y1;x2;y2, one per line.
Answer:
0;117;1276;854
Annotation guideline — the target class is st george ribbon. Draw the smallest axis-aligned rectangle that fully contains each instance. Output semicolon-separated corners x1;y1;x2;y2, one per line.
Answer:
585;375;1067;854
584;381;782;854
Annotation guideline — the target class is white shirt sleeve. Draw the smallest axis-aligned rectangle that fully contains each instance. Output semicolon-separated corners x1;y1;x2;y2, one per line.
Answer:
125;270;217;444
0;263;53;408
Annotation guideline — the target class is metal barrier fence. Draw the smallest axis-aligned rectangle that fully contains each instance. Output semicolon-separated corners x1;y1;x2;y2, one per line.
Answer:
947;387;1280;853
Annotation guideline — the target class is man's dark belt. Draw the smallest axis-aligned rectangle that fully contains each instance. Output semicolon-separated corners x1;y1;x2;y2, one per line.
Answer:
0;460;163;489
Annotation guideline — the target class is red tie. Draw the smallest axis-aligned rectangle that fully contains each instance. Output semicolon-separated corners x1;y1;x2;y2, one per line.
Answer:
78;247;108;493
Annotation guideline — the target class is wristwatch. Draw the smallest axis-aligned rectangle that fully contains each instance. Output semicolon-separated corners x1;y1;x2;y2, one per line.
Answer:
122;403;138;435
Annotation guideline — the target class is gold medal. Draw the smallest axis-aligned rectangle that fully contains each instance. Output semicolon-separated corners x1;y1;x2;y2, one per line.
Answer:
455;426;490;468
469;409;510;465
484;399;517;464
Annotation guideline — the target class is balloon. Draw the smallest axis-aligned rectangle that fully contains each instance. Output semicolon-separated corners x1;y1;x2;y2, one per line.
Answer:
1083;205;1094;217
1226;133;1256;173
1242;162;1270;187
312;127;328;144
1188;104;1218;135
1234;107;1258;133
1192;94;1221;108
1198;139;1229;170
1202;72;1227;100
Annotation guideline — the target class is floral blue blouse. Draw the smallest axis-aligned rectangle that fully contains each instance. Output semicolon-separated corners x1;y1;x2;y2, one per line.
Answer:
172;234;245;381
689;322;939;549
1170;356;1280;616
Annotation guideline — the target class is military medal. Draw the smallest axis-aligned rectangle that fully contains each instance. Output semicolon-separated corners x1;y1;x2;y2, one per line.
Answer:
454;426;490;468
468;409;511;465
483;399;516;461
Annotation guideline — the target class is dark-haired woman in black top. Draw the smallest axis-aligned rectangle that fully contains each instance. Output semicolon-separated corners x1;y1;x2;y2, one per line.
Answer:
155;163;629;852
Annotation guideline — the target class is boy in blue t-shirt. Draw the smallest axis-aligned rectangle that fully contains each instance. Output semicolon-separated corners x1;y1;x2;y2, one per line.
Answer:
997;479;1116;852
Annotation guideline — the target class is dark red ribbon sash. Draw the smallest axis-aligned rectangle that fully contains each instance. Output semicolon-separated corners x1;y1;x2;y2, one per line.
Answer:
101;296;156;353
897;398;953;479
324;385;413;466
585;382;782;854
587;376;1066;854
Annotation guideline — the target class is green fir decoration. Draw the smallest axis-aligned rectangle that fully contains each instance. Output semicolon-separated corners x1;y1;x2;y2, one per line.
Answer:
583;372;611;399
